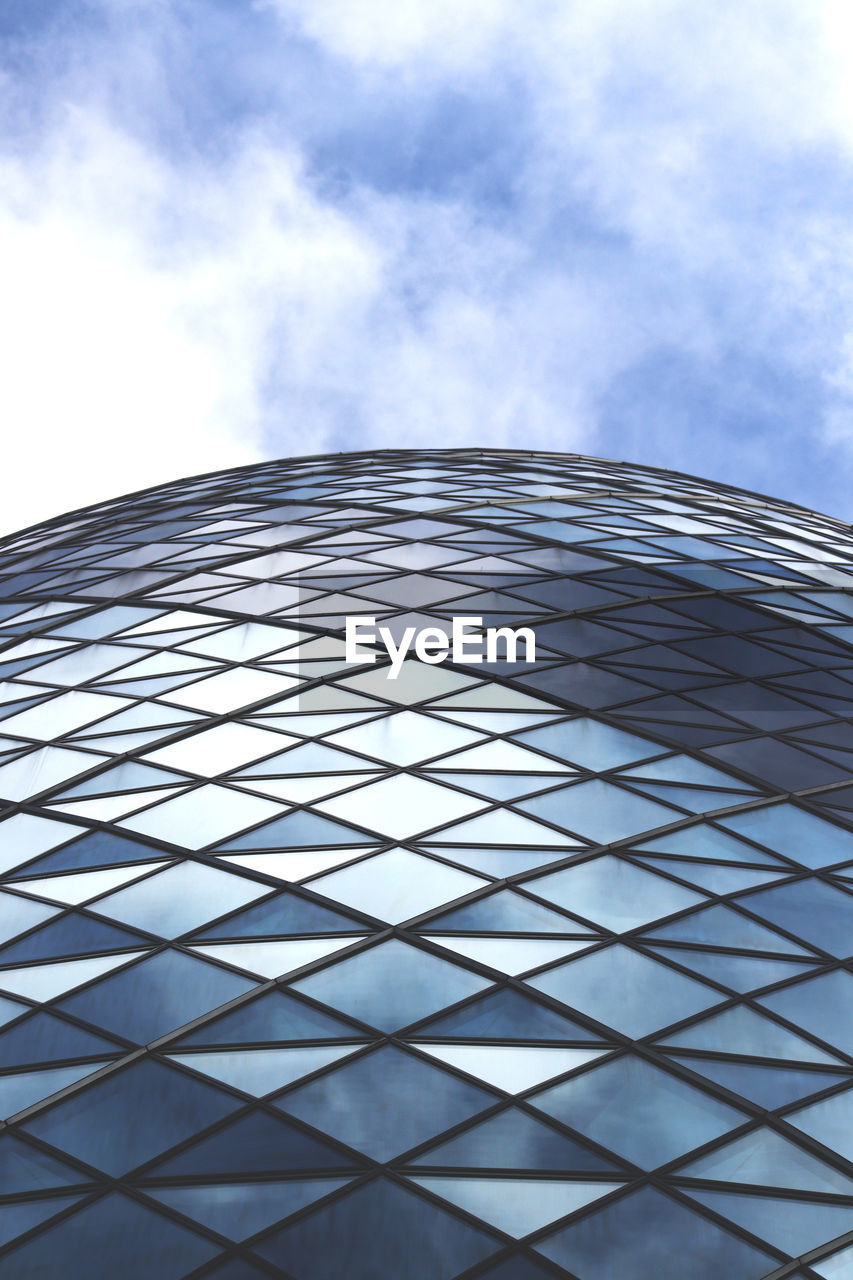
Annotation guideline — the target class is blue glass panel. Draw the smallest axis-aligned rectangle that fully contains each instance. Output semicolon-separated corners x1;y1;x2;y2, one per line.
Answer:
0;1134;84;1193
149;1109;357;1176
59;948;257;1043
536;1185;776;1279
527;944;721;1038
687;1188;853;1257
277;1045;496;1161
0;1194;84;1249
214;811;369;850
0;1191;219;1279
741;879;853;956
427;889;590;934
23;1058;239;1175
634;858;788;894
416;987;600;1041
788;1085;853;1163
174;989;359;1046
192;890;365;939
647;947;815;993
291;939;491;1032
720;805;853;868
474;1258;558;1280
520;781;678;843
255;1175;500;1280
814;1242;853;1279
147;1177;353;1241
516;719;656;769
24;830;167;875
659;1003;841;1063
0;1063;104;1118
0;912;148;963
644;903;813;954
531;1054;744;1168
0;1011;119;1068
196;1259;269;1279
761;970;853;1055
411;1106;620;1172
667;1056;850;1109
634;825;784;865
681;1126;853;1194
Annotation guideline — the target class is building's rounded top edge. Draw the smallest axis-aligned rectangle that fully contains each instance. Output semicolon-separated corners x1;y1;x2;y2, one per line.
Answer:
1;446;846;548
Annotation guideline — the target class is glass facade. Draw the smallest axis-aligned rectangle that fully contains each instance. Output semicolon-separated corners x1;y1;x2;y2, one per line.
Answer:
0;448;850;1278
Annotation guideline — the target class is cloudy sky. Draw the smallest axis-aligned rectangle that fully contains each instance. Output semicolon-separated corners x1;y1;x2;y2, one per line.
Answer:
3;0;853;532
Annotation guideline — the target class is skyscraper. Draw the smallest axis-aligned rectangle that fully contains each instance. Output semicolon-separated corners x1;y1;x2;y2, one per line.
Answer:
0;450;850;1278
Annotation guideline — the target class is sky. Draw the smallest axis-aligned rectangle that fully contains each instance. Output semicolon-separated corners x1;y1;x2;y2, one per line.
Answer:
3;0;853;532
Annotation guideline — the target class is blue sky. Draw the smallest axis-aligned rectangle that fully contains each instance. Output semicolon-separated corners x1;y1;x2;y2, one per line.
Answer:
3;0;853;530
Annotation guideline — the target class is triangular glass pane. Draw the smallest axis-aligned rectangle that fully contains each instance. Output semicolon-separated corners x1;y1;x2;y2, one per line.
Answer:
59;948;257;1043
634;825;784;865
426;888;593;934
411;1105;620;1172
169;1045;362;1095
327;711;483;765
0;1010;119;1069
416;987;601;1042
147;1178;354;1241
760;970;853;1056
0;1191;220;1280
719;804;853;869
530;854;705;931
0;912;150;965
787;1085;853;1163
0;949;148;1001
22;1058;239;1176
276;1045;496;1161
148;1108;357;1176
192;890;365;939
0;1195;87;1250
90;859;268;936
436;809;574;845
686;1187;853;1257
647;947;816;993
416;1044;607;1093
739;878;853;957
679;1127;853;1194
0;1133;86;1193
291;938;491;1032
254;1176;500;1280
645;903;813;954
423;936;592;974
535;1185;776;1280
307;847;488;924
528;943;721;1039
658;1004;842;1064
409;1176;622;1238
8;862;169;906
0;894;61;944
516;718;656;769
21;829;169;875
219;849;373;881
315;775;485;840
532;1052;745;1168
190;936;367;980
214;810;370;850
667;1055;850;1109
633;858;789;895
520;780;680;844
0;1063;105;1120
174;988;360;1047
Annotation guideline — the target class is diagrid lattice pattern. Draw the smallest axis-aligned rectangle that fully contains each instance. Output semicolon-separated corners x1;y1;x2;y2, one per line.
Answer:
0;450;850;1278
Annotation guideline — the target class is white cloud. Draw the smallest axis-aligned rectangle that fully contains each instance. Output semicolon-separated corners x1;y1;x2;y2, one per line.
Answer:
4;0;853;530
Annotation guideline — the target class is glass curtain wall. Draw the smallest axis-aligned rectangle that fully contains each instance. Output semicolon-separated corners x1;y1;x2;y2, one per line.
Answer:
0;450;849;1278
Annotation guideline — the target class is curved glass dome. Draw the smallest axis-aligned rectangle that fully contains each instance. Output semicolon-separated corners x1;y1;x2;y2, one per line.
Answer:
0;449;851;1280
